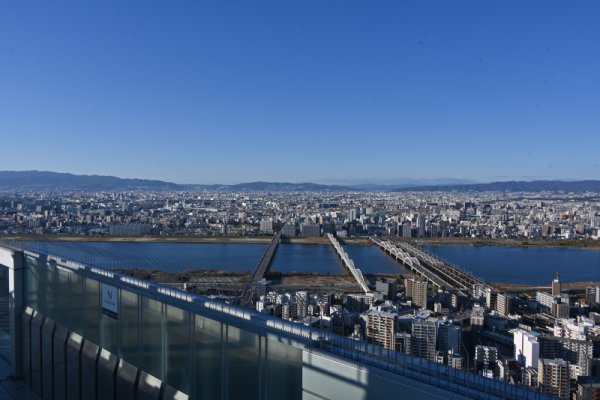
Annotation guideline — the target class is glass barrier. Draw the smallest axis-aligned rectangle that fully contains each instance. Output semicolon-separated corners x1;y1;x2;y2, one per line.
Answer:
0;266;9;361
10;247;553;400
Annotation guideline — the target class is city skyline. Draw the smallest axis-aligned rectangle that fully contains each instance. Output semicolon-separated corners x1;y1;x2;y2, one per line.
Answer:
1;1;599;183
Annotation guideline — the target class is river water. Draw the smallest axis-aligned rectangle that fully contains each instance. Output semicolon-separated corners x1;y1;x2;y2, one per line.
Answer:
424;245;600;284
22;241;411;275
17;241;600;284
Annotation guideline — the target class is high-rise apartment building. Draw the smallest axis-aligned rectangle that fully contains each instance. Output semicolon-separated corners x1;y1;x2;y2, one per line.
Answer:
484;287;497;311
536;291;555;314
470;304;485;331
406;278;428;309
475;345;498;373
496;293;513;316
346;294;374;313
539;335;593;377
586;286;600;306
301;223;321;237
514;329;540;369
400;222;412;238
412;319;437;361
417;214;426;237
553;302;571;319
448;351;464;370
366;309;397;350
281;224;296;237
294;291;309;319
260;218;273;233
437;321;461;355
538;358;570;400
395;332;412;354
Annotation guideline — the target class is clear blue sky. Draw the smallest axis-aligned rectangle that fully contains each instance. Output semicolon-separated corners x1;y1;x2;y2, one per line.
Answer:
1;1;599;184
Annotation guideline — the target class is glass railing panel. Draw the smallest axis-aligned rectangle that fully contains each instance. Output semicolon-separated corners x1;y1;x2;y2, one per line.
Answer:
194;315;222;399
266;338;302;400
25;258;40;312
45;261;57;319
0;266;9;361
57;267;71;327
119;289;140;366
26;258;57;319
226;325;260;400
165;305;190;394
84;277;100;344
101;308;118;354
141;297;163;379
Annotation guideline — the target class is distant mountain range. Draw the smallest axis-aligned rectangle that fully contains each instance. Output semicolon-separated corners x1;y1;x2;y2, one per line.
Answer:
1;171;599;193
0;171;180;191
390;180;600;193
188;181;358;192
0;171;356;192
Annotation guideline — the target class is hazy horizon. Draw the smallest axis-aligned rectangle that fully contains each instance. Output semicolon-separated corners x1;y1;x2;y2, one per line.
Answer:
0;169;597;187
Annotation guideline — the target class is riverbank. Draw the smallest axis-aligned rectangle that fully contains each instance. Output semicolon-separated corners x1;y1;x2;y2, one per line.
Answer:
493;281;600;294
1;234;373;246
8;234;595;249
120;269;365;294
419;237;600;250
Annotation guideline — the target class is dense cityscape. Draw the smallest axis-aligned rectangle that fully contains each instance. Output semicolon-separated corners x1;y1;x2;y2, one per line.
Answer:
2;189;600;240
2;188;600;399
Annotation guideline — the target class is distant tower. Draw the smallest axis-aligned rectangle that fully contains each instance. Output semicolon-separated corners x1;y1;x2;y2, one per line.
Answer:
552;272;561;297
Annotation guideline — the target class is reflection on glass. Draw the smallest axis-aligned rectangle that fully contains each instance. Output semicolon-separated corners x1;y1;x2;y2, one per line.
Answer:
165;305;190;394
227;325;260;400
120;290;139;366
25;258;40;312
45;261;57;319
57;267;71;326
0;267;10;360
101;312;118;354
267;339;302;400
194;315;222;399
84;278;100;344
141;297;163;379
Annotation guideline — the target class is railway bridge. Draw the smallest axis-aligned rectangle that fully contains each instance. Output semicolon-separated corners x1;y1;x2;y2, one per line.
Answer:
370;236;485;294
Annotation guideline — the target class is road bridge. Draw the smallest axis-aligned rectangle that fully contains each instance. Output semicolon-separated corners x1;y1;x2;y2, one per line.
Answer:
240;231;282;307
327;234;371;294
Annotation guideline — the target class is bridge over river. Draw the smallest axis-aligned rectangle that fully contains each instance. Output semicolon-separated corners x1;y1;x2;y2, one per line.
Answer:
240;231;282;307
371;236;485;293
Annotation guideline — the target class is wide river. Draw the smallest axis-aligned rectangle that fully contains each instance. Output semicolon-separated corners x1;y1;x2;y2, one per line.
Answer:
424;245;600;284
26;241;409;275
21;241;600;284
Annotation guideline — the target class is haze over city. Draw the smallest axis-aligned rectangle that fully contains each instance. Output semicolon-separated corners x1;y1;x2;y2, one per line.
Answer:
1;1;599;183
